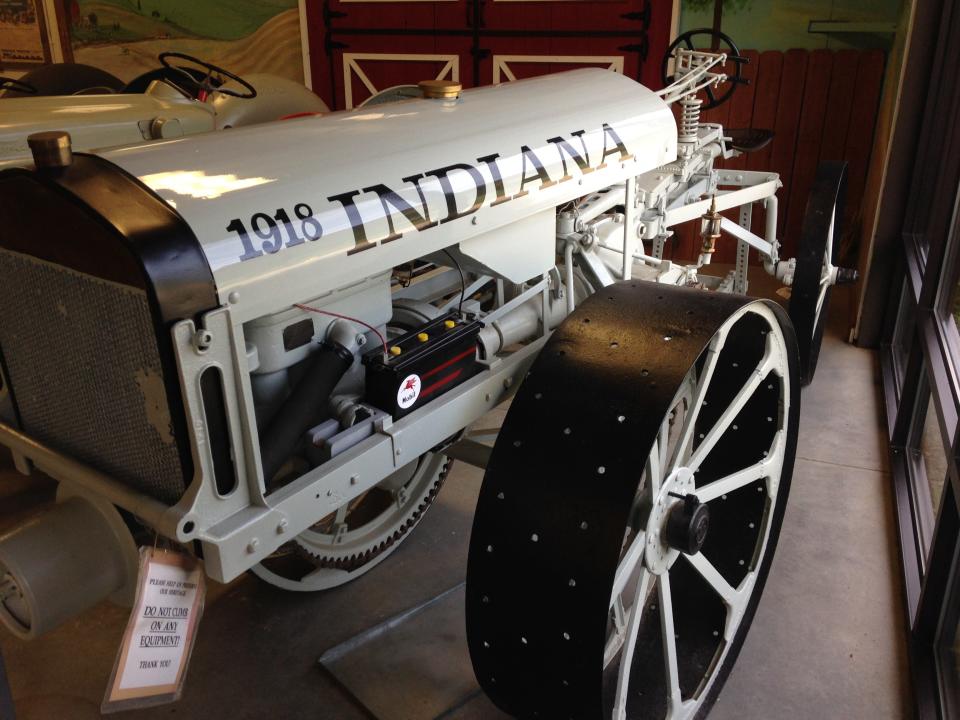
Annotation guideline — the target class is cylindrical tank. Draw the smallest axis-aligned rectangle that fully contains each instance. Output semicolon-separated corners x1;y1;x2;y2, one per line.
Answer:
0;493;137;639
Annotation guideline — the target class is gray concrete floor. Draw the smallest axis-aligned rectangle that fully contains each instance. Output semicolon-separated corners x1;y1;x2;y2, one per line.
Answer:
0;285;912;720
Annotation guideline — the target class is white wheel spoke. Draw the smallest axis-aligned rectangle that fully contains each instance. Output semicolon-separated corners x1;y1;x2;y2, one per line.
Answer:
604;595;628;669
646;437;663;497
610;530;646;608
612;570;653;719
688;335;774;473
659;574;683;716
696;458;771;503
684;552;752;642
659;415;670;477
671;331;726;469
684;551;736;605
814;280;829;322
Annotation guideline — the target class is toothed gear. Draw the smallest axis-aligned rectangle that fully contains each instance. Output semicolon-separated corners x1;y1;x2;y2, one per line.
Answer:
294;452;451;571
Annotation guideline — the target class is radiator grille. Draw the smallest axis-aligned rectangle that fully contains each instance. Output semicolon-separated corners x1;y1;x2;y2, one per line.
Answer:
0;248;186;504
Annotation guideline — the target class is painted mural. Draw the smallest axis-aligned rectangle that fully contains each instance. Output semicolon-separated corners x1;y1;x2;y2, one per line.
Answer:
681;0;903;51
0;0;46;65
69;0;304;82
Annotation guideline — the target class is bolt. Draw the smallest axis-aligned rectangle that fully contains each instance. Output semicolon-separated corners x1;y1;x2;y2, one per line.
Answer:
350;475;358;485
277;519;288;535
194;329;213;353
246;538;259;554
836;267;860;285
471;216;479;225
228;291;240;304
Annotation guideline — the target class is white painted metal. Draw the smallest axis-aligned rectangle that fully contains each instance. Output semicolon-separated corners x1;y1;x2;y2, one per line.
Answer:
816;206;838;326
297;0;313;89
605;302;792;720
0;92;215;167
0;75;328;168
104;69;678;322
342;53;459;108
492;55;624;83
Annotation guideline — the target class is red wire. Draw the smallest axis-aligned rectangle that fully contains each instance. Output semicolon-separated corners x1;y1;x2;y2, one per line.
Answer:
293;304;389;357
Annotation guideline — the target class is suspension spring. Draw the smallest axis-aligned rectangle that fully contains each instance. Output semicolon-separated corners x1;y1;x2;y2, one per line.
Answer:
679;96;702;143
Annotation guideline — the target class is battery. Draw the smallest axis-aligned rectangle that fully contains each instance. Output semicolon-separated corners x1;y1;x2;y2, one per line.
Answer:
364;311;482;419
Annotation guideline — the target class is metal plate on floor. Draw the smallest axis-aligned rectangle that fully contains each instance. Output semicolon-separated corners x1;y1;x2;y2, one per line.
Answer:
319;585;478;720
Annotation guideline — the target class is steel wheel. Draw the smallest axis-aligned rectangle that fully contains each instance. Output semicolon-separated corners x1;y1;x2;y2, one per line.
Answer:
253;452;449;591
789;161;848;385
466;281;800;719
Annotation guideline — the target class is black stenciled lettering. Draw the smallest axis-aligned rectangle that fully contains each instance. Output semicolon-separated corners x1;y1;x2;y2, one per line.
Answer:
514;145;554;199
425;163;487;224
477;153;509;207
251;212;283;254
363;174;437;243
294;203;322;241
227;218;262;262
328;189;374;255
548;130;593;181
273;207;304;247
598;122;632;168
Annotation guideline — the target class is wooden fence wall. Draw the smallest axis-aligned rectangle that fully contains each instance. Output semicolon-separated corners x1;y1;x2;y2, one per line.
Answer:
669;48;887;266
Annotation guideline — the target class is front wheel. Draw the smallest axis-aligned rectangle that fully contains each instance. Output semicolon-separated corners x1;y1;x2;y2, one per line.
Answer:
466;281;800;719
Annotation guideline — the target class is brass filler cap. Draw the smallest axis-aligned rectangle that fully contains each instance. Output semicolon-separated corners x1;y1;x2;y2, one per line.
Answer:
419;80;462;99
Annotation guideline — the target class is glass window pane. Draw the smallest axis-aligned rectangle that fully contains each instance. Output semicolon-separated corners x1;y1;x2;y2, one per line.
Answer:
920;395;948;518
892;283;915;384
937;526;960;717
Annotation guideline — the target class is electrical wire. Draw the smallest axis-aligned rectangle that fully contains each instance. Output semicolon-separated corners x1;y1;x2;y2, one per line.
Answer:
442;248;466;316
293;304;389;358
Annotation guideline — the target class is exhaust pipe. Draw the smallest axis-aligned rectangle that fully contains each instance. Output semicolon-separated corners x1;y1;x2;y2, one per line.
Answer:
0;490;137;639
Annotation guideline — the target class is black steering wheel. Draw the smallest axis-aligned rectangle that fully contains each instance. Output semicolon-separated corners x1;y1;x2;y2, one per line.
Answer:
0;76;37;95
660;29;749;110
158;52;257;99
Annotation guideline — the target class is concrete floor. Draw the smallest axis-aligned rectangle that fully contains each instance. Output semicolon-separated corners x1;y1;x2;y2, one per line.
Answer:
0;286;912;720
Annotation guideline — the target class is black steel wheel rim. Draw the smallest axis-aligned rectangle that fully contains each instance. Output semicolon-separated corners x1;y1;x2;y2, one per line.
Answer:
466;281;800;719
789;161;848;385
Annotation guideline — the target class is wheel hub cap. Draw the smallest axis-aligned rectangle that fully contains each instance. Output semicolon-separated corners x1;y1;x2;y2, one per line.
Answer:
644;468;698;575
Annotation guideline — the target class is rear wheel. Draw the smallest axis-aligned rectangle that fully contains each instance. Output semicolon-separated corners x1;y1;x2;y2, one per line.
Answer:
466;281;800;719
789;161;849;385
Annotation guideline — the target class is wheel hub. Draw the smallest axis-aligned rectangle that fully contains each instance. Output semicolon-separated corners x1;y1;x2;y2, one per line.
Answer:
644;468;701;575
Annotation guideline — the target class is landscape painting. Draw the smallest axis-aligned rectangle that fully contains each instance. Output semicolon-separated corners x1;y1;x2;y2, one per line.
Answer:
0;0;47;66
68;0;304;82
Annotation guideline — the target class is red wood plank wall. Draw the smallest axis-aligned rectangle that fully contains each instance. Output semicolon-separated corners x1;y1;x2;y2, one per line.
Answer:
670;48;886;265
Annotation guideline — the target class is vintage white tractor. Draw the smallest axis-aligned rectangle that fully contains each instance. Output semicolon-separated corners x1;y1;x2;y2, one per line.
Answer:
0;30;855;719
0;53;328;168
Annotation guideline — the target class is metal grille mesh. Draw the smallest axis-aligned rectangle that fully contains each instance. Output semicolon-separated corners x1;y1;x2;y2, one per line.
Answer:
0;249;185;504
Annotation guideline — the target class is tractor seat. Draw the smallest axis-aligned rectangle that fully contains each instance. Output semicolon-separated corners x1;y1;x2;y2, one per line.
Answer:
726;128;774;153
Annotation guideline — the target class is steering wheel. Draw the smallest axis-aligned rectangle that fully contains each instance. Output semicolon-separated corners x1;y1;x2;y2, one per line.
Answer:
0;76;37;95
158;52;257;100
660;29;749;110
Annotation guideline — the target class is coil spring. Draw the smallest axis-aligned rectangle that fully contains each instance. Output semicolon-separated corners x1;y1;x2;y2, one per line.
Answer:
679;96;702;143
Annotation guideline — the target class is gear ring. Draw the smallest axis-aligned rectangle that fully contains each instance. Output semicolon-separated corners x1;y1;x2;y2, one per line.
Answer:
253;453;451;591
